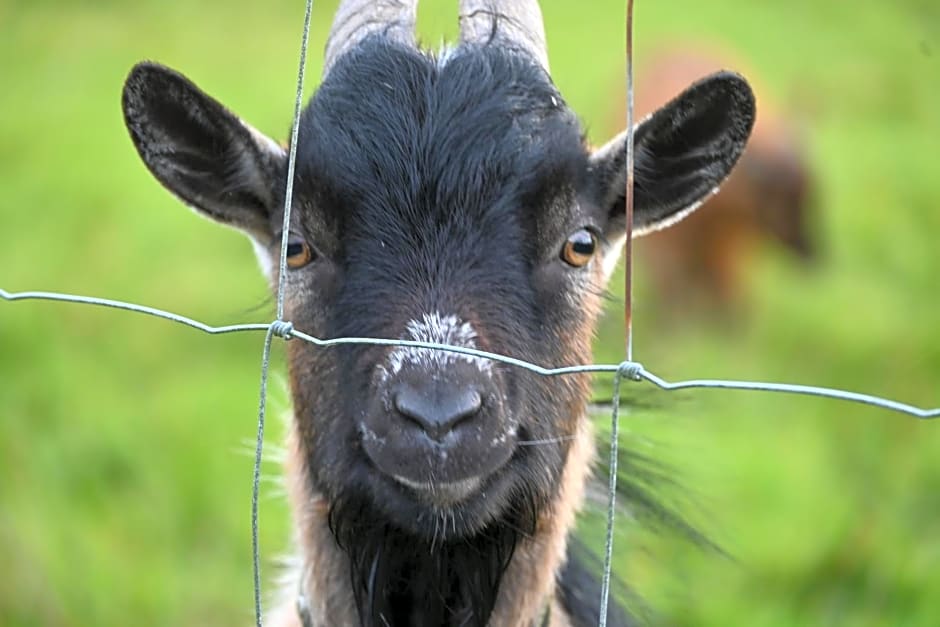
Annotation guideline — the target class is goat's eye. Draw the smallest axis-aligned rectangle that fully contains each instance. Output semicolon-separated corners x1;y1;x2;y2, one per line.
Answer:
561;229;597;267
285;238;313;269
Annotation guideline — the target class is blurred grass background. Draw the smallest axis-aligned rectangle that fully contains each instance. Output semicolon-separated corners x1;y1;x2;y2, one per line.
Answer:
1;0;938;625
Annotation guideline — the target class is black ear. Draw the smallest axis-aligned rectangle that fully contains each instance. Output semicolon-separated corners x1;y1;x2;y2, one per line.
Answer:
590;71;756;239
122;62;285;241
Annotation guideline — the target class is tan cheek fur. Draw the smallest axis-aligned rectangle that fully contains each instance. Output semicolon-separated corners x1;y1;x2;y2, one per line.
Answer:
269;424;360;627
488;416;596;626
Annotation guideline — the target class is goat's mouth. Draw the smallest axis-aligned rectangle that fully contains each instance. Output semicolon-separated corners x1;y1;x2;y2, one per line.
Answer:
356;445;525;539
346;418;549;539
392;475;483;506
359;410;517;510
358;420;517;510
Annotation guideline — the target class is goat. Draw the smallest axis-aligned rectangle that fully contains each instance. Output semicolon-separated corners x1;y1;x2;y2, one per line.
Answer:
614;45;816;312
121;2;755;625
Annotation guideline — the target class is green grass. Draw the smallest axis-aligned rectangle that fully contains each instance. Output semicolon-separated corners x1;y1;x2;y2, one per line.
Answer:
1;1;938;625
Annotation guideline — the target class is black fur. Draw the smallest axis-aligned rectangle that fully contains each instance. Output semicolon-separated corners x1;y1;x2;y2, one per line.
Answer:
290;39;587;540
122;62;283;240
593;71;756;237
329;490;538;627
298;42;590;625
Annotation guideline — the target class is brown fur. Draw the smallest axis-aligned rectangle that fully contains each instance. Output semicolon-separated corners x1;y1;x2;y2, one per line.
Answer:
612;44;817;312
487;417;595;627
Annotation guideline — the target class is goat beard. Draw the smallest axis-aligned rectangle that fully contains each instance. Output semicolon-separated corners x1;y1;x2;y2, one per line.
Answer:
327;488;541;627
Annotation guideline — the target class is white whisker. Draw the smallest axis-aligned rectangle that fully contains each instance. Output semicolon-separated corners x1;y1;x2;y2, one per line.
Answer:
516;435;577;447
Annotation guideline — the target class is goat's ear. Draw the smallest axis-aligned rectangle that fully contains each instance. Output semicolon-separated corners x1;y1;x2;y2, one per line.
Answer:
122;62;286;241
590;71;755;246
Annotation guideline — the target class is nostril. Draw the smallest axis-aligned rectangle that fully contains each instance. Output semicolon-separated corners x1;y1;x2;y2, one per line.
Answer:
393;383;483;441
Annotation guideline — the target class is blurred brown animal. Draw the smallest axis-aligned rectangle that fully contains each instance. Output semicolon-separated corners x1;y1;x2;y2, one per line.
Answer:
614;45;817;312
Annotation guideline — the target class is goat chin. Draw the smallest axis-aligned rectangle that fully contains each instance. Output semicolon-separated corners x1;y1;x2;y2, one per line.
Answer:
390;474;482;506
276;414;597;627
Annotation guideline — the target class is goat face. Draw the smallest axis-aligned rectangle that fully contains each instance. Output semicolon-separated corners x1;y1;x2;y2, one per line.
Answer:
121;3;754;547
283;41;614;540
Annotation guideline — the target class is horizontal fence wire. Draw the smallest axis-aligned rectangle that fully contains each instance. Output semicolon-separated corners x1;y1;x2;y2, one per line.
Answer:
4;288;938;418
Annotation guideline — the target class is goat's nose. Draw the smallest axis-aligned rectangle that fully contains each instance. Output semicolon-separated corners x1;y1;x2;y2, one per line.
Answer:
393;382;483;441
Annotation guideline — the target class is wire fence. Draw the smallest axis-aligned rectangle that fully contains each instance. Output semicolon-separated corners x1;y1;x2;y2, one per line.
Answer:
3;0;940;626
4;287;939;411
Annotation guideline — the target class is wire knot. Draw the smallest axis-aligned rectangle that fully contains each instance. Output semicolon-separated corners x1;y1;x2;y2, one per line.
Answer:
617;360;643;381
271;320;294;340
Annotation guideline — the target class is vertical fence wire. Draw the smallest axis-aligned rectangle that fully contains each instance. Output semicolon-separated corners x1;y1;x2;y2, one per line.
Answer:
251;0;314;625
598;362;641;627
252;325;278;627
622;0;636;365
600;1;638;624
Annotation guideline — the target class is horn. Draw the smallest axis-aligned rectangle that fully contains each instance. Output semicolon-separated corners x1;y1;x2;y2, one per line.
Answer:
458;0;549;71
323;0;419;76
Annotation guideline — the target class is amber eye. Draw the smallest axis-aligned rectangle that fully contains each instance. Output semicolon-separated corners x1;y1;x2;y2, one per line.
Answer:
561;229;597;267
284;238;313;269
